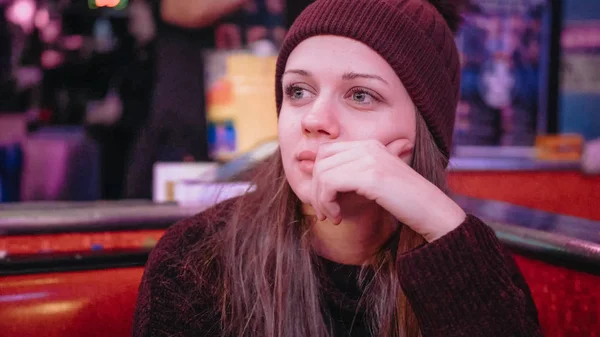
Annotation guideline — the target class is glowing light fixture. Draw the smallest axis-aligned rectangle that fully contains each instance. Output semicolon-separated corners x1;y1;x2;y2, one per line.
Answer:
88;0;128;10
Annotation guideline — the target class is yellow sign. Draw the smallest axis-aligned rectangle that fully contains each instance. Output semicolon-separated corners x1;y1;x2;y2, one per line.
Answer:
207;53;279;161
535;134;584;161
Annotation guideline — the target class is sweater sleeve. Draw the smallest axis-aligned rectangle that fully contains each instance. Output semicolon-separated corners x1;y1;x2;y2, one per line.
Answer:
132;213;224;337
397;214;543;337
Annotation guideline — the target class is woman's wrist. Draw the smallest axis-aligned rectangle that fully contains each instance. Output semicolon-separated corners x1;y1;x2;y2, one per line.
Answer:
420;198;466;243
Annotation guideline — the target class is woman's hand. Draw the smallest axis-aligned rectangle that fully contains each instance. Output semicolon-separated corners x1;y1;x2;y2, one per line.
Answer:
310;139;466;242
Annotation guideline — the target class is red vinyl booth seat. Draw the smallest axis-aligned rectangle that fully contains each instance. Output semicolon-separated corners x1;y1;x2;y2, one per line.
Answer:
0;267;144;337
1;254;599;337
514;255;600;337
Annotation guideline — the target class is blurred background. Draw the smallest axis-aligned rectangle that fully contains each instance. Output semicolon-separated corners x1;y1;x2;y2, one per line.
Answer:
0;0;599;337
0;0;598;204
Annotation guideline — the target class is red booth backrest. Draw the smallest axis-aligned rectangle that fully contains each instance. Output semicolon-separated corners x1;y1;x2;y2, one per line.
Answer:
0;268;143;337
513;255;600;337
0;256;598;337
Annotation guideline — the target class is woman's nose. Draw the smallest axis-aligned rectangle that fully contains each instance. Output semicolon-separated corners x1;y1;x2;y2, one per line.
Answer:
301;105;340;139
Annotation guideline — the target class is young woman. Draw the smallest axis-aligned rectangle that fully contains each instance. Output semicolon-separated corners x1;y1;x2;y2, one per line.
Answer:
133;0;543;336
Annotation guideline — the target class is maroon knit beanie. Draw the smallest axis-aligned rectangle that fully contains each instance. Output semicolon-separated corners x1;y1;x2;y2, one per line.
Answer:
275;0;462;159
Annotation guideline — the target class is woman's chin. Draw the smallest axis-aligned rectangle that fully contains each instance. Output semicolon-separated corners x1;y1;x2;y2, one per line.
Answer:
286;179;312;203
296;193;312;205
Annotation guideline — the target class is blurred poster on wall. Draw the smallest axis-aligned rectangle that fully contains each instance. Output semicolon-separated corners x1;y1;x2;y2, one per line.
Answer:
562;24;600;94
559;0;600;141
454;0;549;148
204;50;278;161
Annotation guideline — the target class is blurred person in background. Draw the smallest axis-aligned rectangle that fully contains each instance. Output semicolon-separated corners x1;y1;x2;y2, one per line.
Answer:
0;5;10;85
0;5;13;108
86;0;157;199
1;0;41;112
125;0;248;199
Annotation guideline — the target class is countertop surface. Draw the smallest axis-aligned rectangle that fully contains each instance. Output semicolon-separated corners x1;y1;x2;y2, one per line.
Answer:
1;193;599;267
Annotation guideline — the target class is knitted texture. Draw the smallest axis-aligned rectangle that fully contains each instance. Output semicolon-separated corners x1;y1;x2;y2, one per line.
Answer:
133;201;543;336
275;0;461;158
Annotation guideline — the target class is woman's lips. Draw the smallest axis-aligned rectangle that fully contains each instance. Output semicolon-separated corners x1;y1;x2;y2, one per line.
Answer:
297;150;317;161
297;150;317;174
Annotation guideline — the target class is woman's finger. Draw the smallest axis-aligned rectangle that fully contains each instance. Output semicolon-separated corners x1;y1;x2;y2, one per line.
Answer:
312;144;365;222
316;141;367;161
313;147;362;177
316;161;367;223
311;173;326;221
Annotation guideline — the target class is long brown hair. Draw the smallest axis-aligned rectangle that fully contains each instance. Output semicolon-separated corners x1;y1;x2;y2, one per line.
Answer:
189;111;449;337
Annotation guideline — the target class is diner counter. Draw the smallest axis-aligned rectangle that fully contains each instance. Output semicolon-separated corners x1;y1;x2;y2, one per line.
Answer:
448;157;582;171
1;194;599;270
448;146;583;172
0;200;200;234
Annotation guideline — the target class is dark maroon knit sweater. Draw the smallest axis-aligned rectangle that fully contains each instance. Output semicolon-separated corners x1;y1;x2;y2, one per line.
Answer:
133;200;543;337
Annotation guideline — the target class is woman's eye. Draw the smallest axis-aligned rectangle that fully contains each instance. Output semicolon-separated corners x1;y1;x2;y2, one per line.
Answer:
292;88;306;100
285;85;314;101
347;88;380;105
352;90;371;103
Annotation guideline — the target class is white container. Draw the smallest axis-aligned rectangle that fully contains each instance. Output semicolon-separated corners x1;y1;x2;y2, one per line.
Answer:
152;162;220;202
175;181;255;207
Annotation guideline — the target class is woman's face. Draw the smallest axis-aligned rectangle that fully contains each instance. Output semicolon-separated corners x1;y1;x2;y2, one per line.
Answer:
278;36;417;203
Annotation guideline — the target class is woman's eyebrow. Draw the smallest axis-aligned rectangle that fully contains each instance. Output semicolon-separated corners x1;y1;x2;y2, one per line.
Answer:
283;69;312;77
342;72;389;85
283;70;389;86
